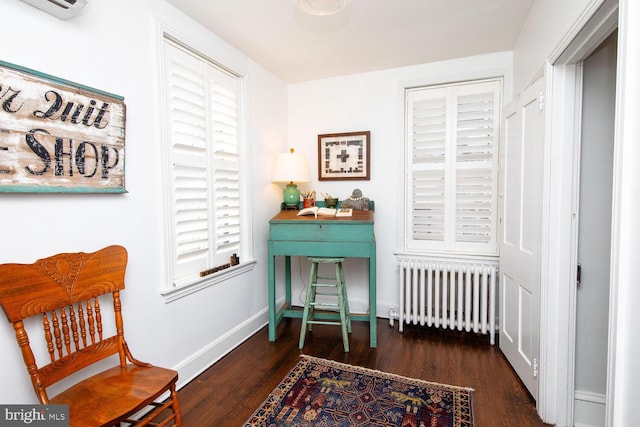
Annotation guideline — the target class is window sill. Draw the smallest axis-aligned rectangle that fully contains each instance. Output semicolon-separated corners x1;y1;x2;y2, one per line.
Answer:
160;259;256;303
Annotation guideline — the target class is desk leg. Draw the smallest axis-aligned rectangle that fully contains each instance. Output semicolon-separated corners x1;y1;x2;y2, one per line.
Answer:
369;250;377;347
285;256;292;308
268;246;277;342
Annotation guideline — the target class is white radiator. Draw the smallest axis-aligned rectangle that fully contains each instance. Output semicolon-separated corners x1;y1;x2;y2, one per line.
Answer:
397;258;497;345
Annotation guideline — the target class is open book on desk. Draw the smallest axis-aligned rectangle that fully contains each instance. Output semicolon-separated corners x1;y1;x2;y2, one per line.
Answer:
297;206;353;218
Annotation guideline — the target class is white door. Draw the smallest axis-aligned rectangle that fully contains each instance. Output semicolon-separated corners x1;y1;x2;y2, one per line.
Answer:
499;77;545;400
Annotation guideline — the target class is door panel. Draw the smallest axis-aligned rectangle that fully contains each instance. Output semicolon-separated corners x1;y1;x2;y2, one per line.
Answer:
519;287;533;362
499;77;545;400
501;273;517;342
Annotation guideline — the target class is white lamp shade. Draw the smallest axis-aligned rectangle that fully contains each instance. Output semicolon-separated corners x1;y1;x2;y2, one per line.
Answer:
272;151;310;184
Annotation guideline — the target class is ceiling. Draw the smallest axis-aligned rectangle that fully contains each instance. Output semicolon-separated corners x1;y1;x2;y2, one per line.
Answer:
165;0;535;83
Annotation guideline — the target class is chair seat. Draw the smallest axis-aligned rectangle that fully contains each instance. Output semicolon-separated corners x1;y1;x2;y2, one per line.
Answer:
50;364;178;427
307;257;345;263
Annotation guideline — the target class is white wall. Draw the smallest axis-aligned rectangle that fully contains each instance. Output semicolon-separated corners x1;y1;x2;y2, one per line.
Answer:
0;0;287;403
287;52;512;319
513;0;597;92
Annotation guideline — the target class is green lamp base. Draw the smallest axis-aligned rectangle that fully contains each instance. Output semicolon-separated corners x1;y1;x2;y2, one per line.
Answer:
283;183;300;207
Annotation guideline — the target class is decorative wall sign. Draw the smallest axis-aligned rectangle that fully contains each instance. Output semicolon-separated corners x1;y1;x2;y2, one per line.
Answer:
0;61;126;193
318;131;370;181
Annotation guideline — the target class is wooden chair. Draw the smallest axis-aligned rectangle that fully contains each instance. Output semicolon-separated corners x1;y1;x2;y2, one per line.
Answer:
0;245;183;427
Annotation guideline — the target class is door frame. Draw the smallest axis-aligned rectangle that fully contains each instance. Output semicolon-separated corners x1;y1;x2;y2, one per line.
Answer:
538;1;618;425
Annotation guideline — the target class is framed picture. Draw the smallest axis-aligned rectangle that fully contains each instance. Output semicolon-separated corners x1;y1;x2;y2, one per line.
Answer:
318;131;370;181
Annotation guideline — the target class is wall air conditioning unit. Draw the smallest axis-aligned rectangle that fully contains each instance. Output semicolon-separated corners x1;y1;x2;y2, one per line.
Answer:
19;0;87;20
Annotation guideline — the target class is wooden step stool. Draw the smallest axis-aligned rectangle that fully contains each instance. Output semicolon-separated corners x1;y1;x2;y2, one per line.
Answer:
299;257;352;352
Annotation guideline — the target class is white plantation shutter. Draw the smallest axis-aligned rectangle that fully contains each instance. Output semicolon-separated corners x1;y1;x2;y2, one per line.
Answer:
405;79;500;255
164;39;241;285
455;85;498;247
409;90;447;242
210;72;240;260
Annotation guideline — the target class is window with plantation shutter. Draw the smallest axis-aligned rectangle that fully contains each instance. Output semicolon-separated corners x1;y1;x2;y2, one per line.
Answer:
404;79;501;256
163;38;242;288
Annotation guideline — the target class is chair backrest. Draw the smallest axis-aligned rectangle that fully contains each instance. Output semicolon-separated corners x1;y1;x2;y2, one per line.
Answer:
0;245;129;403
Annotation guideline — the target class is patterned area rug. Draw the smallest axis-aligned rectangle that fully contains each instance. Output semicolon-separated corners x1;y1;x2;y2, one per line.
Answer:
243;355;474;426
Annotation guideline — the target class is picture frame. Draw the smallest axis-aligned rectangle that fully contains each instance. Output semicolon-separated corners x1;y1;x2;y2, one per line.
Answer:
318;131;370;181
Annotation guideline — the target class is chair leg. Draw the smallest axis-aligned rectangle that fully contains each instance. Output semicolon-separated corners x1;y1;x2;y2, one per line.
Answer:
336;262;349;352
337;261;351;333
307;265;318;333
299;261;318;349
170;384;183;426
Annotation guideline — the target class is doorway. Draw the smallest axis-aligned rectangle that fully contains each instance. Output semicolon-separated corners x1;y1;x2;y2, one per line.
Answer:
538;1;619;424
574;30;617;427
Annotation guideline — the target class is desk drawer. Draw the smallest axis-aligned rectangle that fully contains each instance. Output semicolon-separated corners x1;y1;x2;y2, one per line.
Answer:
270;222;374;242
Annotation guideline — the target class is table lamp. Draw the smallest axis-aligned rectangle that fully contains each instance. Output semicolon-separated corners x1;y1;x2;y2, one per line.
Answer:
272;148;310;208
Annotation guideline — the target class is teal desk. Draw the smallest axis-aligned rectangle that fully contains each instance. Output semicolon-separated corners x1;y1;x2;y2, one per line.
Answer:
268;208;377;347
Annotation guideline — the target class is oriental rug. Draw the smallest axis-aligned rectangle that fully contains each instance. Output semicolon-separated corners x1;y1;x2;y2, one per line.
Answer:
243;355;474;427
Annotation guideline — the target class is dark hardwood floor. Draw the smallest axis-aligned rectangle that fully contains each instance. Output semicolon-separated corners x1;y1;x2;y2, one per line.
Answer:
177;318;550;426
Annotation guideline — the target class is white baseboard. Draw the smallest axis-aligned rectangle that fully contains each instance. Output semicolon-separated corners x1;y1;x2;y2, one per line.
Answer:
574;390;606;427
172;307;269;389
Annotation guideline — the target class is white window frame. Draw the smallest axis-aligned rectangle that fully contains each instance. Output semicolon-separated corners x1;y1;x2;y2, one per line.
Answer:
158;31;254;302
402;78;502;258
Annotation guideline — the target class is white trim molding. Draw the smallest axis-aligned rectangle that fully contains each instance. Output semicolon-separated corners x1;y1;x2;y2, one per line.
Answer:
574;390;606;427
